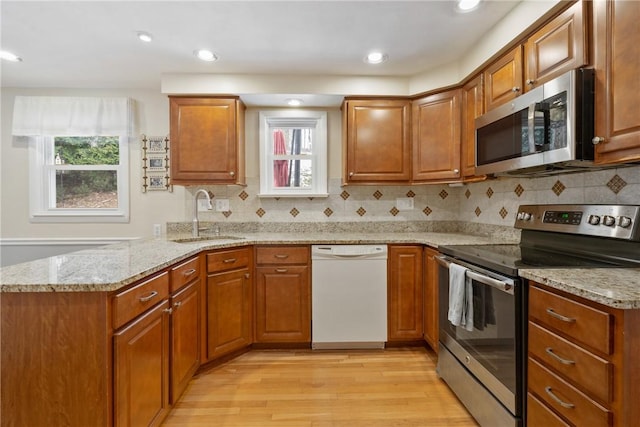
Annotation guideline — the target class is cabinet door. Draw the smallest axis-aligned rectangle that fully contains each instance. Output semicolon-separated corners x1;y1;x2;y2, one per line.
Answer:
484;45;524;111
255;265;311;342
170;280;200;404
169;96;244;184
206;268;252;359
114;300;170;427
343;99;411;183
412;89;462;182
525;0;588;90
593;0;640;164
461;75;484;180
388;245;424;341
423;248;439;352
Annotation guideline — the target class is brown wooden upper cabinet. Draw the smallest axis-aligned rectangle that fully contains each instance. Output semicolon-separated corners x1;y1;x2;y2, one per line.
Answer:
169;96;245;185
485;1;588;111
592;0;640;165
412;89;462;182
525;0;589;90
342;98;411;184
461;74;484;180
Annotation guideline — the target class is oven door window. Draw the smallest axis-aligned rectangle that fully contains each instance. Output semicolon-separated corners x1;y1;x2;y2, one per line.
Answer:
442;276;517;396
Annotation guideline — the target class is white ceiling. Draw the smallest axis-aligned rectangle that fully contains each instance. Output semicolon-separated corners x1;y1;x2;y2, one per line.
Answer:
1;0;523;106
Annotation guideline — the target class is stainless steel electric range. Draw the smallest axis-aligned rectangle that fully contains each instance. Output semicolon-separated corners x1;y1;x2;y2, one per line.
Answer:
435;204;640;427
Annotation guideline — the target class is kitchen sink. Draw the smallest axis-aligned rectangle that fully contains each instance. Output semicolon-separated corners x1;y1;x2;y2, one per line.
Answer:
171;235;245;243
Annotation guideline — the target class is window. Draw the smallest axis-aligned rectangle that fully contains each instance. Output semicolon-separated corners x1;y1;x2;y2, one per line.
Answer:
259;110;328;197
12;96;133;223
29;135;129;222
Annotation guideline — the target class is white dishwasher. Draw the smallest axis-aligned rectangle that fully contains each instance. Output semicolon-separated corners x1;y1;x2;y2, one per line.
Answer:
311;244;388;349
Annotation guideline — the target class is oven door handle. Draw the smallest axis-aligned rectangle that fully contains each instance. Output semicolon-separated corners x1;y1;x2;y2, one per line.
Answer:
436;255;514;295
466;270;514;295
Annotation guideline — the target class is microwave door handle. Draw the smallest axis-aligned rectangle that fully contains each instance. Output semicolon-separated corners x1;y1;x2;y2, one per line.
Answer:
527;102;538;154
466;270;515;295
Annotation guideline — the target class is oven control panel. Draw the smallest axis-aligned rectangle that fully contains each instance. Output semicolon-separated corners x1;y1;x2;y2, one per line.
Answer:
515;204;640;241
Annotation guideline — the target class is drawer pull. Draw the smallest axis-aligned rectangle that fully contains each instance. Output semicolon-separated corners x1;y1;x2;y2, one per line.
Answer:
275;268;288;273
274;254;289;259
163;307;173;314
546;308;576;323
183;268;197;276
545;386;575;409
173;301;182;308
545;347;575;365
139;290;158;303
223;258;237;264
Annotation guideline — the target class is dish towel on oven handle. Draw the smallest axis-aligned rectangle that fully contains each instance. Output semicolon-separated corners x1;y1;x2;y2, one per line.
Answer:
447;263;474;332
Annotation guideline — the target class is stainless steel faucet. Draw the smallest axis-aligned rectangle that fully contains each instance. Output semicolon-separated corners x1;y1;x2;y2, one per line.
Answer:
193;189;212;237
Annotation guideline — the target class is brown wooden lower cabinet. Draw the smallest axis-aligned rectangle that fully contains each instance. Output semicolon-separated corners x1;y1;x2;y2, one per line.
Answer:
114;300;171;427
387;245;424;341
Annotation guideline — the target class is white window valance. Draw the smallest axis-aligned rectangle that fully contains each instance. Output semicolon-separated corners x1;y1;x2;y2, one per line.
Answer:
12;96;135;137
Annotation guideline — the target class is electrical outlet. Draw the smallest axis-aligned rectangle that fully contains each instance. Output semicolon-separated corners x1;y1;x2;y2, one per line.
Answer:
153;223;162;238
396;197;414;211
215;198;230;212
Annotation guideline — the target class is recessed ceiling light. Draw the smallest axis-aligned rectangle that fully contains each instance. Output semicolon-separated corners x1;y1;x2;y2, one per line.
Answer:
286;98;303;107
0;50;22;62
364;52;388;65
137;31;153;43
456;0;481;12
194;49;218;62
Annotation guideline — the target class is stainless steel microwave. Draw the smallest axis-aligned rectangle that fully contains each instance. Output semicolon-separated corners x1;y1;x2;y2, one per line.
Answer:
475;68;595;176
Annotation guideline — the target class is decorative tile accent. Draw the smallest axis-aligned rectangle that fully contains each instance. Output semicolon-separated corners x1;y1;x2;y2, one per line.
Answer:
222;211;232;218
486;187;494;198
356;207;367;216
607;174;627;194
475;207;482;217
390;207;399;216
256;208;266;218
323;207;333;217
552;180;566;196
373;190;383;200
308;197;314;201
290;207;300;217
239;190;249;200
499;207;508;219
465;189;471;199
340;190;350;200
514;184;524;197
439;189;449;199
406;190;415;198
423;206;432;216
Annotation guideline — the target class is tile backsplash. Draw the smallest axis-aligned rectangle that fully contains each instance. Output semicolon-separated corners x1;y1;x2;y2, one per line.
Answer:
186;165;640;227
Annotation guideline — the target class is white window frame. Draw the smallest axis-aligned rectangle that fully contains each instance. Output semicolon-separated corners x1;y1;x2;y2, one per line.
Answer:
28;136;129;223
258;110;328;197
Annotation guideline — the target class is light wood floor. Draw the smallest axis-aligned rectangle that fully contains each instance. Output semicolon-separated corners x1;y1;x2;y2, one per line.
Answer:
162;347;479;427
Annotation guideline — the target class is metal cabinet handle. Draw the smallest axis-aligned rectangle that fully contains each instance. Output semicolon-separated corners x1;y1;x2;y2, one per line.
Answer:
512;86;521;93
223;258;237;264
592;136;605;145
183;268;197;276
173;301;182;308
139;290;158;303
230;171;235;176
545;347;575;365
453;169;459;174
274;254;289;259
163;307;173;314
245;273;250;279
275;268;288;273
545;386;575;409
546;308;576;323
349;172;354;177
526;79;535;85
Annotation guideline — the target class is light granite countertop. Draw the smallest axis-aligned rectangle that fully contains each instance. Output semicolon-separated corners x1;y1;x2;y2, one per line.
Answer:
1;231;639;309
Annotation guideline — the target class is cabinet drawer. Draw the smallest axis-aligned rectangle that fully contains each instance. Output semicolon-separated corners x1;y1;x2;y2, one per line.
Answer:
529;285;612;354
170;256;201;293
256;245;309;265
528;358;612;427
527;392;571;427
207;248;251;273
113;272;169;329
529;321;613;403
